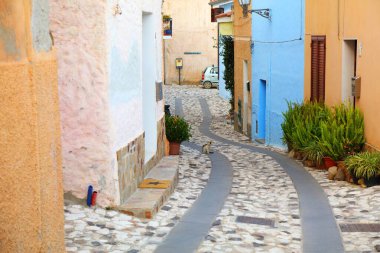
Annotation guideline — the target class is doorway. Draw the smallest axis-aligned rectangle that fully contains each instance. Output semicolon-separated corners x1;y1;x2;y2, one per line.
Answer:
243;60;249;135
142;12;157;163
342;40;357;105
258;80;267;141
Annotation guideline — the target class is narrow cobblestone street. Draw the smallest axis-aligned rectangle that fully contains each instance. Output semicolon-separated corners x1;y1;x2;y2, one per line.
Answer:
64;85;380;253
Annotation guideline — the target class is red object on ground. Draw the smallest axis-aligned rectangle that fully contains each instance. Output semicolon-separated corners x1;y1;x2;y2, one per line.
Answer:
323;157;337;169
91;191;97;206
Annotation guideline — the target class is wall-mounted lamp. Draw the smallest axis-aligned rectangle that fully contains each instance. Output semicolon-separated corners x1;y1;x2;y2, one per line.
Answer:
238;0;271;20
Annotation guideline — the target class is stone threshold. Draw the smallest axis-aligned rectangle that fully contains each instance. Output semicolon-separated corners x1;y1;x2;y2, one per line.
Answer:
117;156;179;219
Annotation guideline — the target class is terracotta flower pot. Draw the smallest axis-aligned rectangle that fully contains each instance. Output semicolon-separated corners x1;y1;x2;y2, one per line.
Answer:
169;142;181;155
323;157;337;169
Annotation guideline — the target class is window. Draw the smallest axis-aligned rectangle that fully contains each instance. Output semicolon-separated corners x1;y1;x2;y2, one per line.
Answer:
311;36;326;103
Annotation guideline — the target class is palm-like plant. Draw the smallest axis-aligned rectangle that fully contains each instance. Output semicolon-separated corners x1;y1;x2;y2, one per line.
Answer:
345;152;380;180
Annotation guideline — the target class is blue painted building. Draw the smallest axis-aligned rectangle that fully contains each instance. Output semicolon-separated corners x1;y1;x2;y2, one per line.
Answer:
250;0;305;148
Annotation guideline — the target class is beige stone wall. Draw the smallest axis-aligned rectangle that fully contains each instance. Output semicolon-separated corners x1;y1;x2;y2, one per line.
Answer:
233;0;252;137
305;0;380;150
0;1;65;252
163;0;218;84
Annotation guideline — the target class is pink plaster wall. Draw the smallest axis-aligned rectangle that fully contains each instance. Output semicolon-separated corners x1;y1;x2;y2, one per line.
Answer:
50;0;164;207
50;0;117;206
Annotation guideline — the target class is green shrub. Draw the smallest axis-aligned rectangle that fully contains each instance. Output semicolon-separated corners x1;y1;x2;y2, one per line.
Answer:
281;101;303;151
302;142;324;166
282;101;331;154
165;115;192;143
319;121;346;161
345;152;380;180
333;103;365;155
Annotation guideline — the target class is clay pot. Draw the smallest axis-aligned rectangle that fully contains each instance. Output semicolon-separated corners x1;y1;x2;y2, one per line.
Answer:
323;157;337;169
169;142;181;155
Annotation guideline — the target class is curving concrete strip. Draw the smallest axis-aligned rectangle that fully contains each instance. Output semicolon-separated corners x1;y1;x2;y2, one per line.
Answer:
154;99;234;253
197;98;344;253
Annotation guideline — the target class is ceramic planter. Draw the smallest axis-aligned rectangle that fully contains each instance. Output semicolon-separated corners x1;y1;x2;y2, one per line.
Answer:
323;157;337;169
169;142;181;155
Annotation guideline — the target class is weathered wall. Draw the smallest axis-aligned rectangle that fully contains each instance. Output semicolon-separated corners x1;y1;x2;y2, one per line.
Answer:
163;0;217;84
50;0;165;206
0;1;65;252
109;0;164;204
251;0;305;148
50;0;116;206
305;0;380;150
233;0;252;137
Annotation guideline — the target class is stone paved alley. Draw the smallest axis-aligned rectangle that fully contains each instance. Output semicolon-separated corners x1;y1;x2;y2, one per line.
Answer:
64;85;380;253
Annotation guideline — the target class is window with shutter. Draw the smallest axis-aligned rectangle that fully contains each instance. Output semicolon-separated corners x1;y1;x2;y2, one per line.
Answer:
310;36;326;103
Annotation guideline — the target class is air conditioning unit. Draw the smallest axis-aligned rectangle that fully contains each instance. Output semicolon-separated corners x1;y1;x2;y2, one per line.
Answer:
351;76;361;98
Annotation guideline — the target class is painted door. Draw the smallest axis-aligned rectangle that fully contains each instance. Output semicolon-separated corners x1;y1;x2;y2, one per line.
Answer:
258;80;267;140
342;40;357;105
142;12;157;163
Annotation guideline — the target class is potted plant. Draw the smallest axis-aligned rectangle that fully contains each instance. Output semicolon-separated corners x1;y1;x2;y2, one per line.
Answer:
333;104;365;180
345;152;380;187
302;142;324;168
165;115;191;155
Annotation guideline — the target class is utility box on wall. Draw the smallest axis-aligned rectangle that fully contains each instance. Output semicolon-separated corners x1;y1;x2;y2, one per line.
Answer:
352;76;361;98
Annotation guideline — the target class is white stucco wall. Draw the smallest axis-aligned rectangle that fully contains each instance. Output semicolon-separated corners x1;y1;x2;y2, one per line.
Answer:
107;0;164;154
50;0;164;207
50;0;117;206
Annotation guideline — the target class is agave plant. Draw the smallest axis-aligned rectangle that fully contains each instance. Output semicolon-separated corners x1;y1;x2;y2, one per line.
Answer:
345;152;380;180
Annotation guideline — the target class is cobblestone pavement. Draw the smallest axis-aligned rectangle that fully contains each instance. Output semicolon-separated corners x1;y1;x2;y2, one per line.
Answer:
64;145;211;253
305;167;380;252
65;85;380;252
166;86;301;253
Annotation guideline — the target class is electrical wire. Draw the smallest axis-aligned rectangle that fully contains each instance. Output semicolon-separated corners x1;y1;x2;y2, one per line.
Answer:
251;0;303;44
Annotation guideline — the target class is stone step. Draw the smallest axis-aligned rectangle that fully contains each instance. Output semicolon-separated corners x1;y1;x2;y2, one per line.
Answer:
118;156;179;219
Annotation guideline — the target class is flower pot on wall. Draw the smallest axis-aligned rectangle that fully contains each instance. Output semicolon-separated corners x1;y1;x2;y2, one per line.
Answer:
169;142;181;155
323;157;337;169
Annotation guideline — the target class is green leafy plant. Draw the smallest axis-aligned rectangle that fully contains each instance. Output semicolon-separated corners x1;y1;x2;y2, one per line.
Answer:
165;115;192;143
345;152;380;180
302;142;324;166
281;101;302;151
333;103;365;155
220;36;234;114
319;121;346;161
282;101;331;154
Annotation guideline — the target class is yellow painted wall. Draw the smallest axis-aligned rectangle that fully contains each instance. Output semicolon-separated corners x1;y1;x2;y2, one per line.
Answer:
0;1;65;252
305;0;380;150
220;22;233;36
233;0;252;136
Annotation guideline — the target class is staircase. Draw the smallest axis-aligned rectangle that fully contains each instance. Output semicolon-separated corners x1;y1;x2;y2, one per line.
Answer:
118;156;179;219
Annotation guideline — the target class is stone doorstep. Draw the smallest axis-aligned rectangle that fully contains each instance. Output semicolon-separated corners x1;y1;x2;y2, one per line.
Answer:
118;156;179;219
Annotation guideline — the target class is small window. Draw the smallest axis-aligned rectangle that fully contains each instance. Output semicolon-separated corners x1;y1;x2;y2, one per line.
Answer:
214;67;219;74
